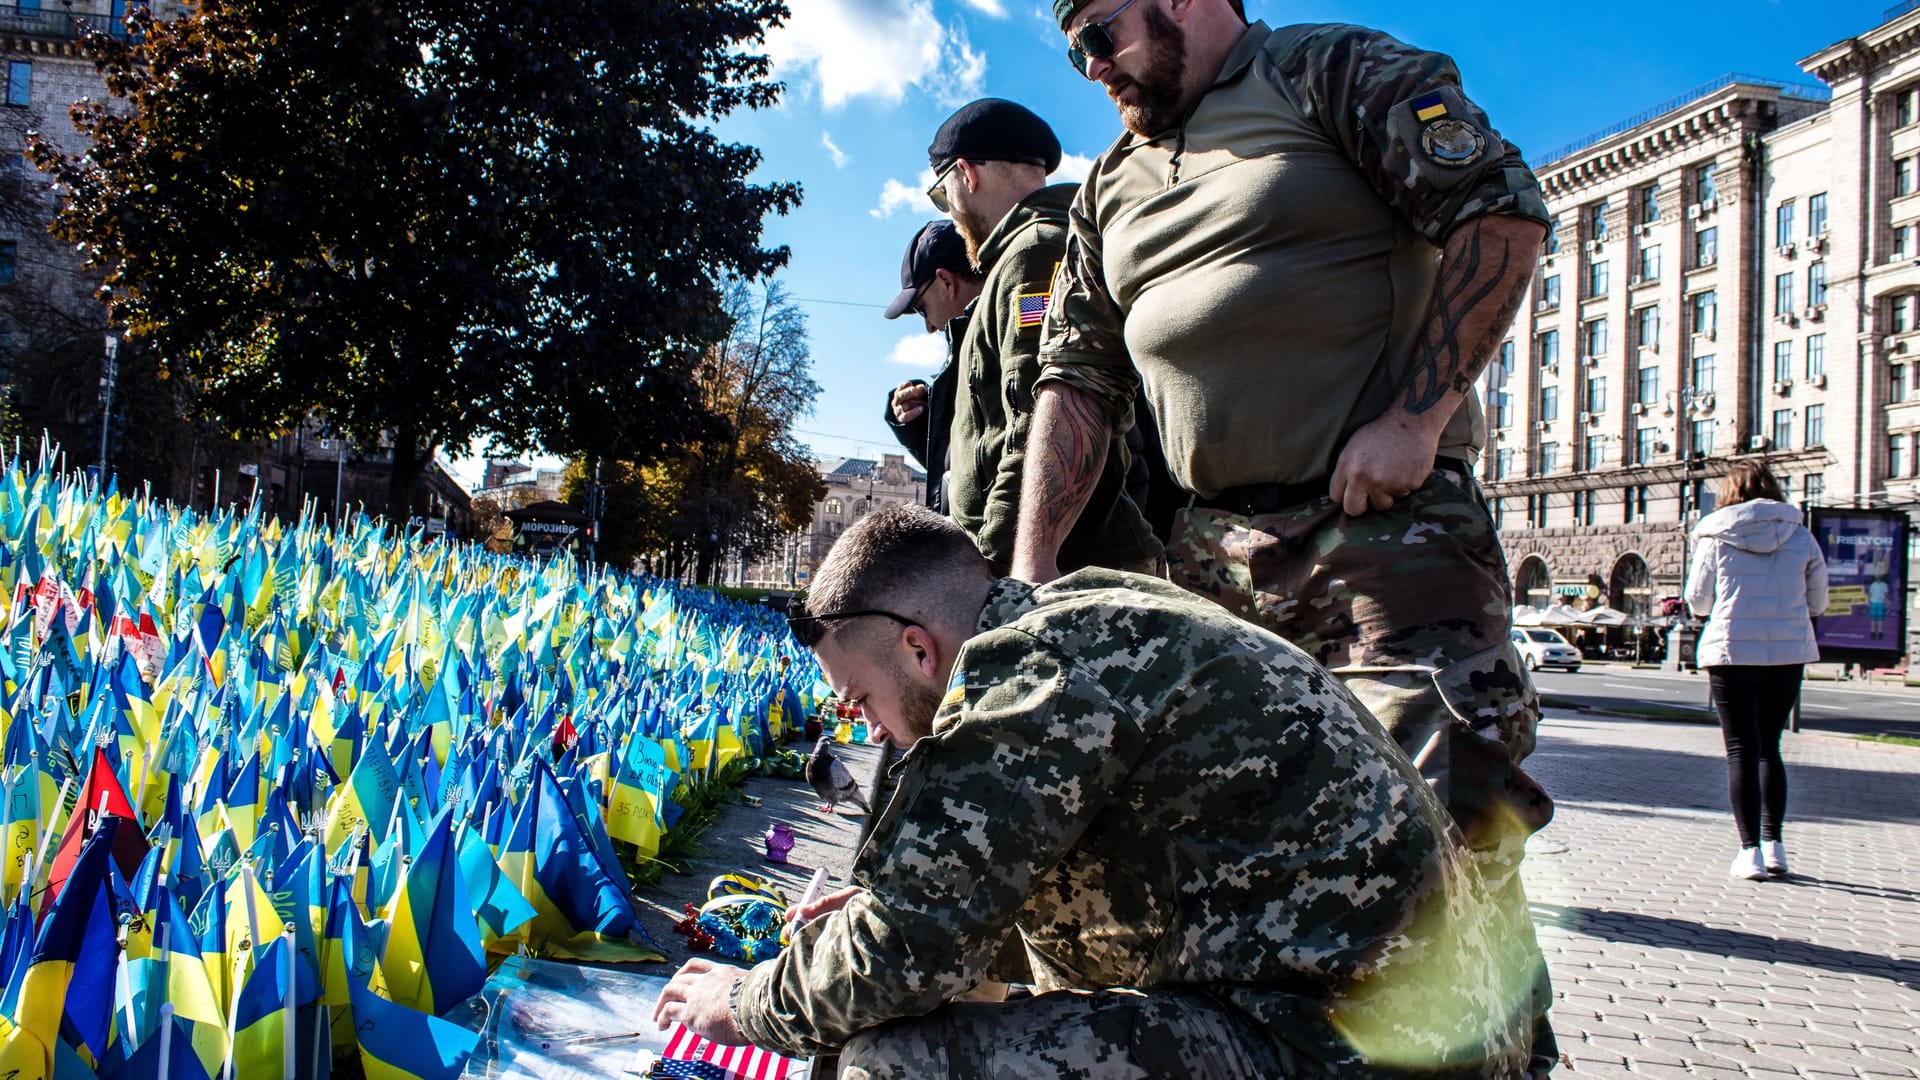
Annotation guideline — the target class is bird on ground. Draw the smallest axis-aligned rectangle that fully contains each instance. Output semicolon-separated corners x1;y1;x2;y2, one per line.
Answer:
806;737;871;816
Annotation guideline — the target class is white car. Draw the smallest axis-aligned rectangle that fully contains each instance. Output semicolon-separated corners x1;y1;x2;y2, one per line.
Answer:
1511;628;1582;673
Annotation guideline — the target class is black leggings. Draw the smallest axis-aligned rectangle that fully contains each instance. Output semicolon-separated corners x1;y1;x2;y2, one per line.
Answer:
1707;664;1802;847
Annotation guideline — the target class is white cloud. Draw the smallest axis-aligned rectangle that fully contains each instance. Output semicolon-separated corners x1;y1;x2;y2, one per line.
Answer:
1051;152;1096;184
957;0;1007;15
885;331;950;369
767;0;987;109
821;131;849;168
871;167;941;219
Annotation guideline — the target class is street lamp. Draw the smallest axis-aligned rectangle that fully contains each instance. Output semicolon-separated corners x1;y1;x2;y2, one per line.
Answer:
96;333;118;481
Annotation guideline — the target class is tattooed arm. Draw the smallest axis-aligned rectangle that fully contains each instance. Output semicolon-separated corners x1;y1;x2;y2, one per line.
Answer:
1010;383;1111;583
1328;213;1545;516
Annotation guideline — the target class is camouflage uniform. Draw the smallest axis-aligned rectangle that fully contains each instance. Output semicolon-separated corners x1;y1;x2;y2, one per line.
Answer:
733;572;1534;1077
1036;21;1558;1071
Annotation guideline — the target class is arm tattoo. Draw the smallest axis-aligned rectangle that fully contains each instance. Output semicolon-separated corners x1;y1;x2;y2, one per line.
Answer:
1402;219;1534;417
1032;386;1108;547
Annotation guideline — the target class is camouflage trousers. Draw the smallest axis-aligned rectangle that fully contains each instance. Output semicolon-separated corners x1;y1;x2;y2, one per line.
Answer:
1168;467;1557;1075
832;988;1296;1080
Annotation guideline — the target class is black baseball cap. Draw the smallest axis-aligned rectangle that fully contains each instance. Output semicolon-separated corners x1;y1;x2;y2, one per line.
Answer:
926;98;1062;174
884;220;972;320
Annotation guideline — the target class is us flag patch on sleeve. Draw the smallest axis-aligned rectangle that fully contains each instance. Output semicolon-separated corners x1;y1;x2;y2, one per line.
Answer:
1016;291;1050;328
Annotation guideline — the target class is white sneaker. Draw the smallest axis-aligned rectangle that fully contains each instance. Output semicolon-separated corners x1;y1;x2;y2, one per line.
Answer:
1762;840;1788;876
1729;847;1767;880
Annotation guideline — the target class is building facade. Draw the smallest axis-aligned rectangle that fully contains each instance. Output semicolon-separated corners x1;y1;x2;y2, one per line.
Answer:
744;454;925;589
1487;6;1920;661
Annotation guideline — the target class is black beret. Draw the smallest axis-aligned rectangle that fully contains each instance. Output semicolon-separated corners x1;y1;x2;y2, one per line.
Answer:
927;98;1062;174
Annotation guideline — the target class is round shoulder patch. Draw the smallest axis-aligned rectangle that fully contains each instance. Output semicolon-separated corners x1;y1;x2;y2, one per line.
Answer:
1420;118;1487;168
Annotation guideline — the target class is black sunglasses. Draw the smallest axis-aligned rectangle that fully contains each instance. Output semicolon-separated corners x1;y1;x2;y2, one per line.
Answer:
1068;0;1142;78
786;608;919;647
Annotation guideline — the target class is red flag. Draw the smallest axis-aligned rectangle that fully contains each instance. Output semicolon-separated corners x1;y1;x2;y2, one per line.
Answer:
45;748;150;909
656;1023;796;1080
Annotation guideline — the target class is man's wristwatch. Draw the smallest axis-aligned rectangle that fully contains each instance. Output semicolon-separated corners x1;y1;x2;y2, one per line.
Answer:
726;973;749;1037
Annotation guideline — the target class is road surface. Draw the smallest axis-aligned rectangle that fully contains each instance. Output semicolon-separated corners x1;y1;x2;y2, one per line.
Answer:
1532;665;1920;738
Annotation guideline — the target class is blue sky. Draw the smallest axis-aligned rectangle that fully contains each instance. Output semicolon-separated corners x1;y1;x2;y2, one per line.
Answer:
445;0;1885;486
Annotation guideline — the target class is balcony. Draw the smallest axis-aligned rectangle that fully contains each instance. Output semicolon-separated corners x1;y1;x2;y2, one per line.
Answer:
0;4;131;43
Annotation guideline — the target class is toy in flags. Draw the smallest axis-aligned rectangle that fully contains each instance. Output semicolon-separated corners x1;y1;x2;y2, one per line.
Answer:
0;448;830;1079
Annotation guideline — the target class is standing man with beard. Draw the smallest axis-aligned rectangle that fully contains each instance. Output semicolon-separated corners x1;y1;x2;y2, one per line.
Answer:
654;505;1533;1078
880;219;985;514
1011;0;1558;1072
921;98;1161;577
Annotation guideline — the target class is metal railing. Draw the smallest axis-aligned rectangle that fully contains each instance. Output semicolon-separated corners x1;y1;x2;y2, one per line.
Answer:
1532;73;1833;169
0;4;128;42
1889;0;1920;25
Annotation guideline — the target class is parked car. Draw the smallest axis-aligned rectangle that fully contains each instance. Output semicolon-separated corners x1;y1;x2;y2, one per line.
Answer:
1511;627;1582;673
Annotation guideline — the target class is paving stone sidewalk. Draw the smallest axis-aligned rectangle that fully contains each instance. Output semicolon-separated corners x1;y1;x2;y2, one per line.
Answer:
1525;714;1920;1078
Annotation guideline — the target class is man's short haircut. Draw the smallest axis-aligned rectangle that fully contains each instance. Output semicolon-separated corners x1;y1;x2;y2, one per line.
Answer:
791;504;992;646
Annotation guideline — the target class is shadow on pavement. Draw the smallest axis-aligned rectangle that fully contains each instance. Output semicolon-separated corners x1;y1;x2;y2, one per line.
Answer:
1537;904;1920;989
1529;733;1920;826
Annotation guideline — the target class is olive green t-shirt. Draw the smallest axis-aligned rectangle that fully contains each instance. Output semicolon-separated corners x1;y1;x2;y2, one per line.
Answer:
1038;21;1550;496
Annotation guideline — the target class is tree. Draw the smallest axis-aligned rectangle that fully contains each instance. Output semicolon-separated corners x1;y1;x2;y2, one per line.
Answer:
29;0;800;519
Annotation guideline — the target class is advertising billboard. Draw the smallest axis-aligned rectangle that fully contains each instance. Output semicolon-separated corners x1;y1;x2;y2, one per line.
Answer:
1809;507;1910;664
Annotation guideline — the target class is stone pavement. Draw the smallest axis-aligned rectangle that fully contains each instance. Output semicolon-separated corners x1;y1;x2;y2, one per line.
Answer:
1525;713;1920;1078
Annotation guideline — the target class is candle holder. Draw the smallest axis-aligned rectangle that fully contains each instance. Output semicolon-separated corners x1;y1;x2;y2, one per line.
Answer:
764;821;795;863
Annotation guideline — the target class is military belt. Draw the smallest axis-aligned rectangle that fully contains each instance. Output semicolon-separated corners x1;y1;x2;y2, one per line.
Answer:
1191;456;1474;517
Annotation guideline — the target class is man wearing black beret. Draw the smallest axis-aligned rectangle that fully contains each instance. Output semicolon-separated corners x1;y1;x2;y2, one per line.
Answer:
922;98;1160;578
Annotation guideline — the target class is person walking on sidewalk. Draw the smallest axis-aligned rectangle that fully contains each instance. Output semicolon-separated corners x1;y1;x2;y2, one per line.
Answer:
1684;460;1828;881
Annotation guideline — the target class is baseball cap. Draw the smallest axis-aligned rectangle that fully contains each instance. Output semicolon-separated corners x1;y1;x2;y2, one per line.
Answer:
926;98;1063;174
883;220;972;320
1053;0;1241;29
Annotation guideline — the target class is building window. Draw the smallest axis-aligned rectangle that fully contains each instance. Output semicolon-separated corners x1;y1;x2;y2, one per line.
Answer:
1694;226;1717;268
1895;298;1912;335
1636;304;1660;348
1902;89;1917;129
1898;224;1916;259
1638;364;1661;405
1776;201;1796;244
1638;243;1661;283
1546;216;1561;255
1585;435;1607;469
1624;484;1648;522
1587;259;1609;298
1640;181;1661;224
1526;494;1546;527
1539;274;1561;309
1808;261;1827;308
1896;367;1908;404
1805;472;1825;505
1691;419;1716;456
0;241;14;287
1696;163;1718;204
5;63;28;109
1493;391;1511;429
1585;317;1608;358
1806;404;1825;447
1498;339;1515;376
1692;353;1716;395
1692;290;1717;337
1774;272;1795;317
1773;408;1793;449
1537;329;1560;370
1540;442;1560;474
1807;333;1827;378
1893;434;1908;480
1900;157;1916;198
823;498;842;515
1773;341;1793;384
1495;448;1513;480
1586;376;1608;414
1809;192;1828;235
1636;427;1658;463
1572;489;1596;526
1539;385;1559;422
1589;200;1609;242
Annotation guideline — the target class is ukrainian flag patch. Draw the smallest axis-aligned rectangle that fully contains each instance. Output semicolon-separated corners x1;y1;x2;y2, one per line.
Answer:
940;665;967;709
1412;91;1448;123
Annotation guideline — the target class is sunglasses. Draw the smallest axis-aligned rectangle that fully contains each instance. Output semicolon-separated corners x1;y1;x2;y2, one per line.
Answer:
1068;0;1142;78
786;608;919;648
925;157;964;214
907;277;936;319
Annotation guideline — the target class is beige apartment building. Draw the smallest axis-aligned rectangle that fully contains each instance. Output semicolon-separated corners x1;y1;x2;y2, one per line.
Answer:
743;454;926;588
1487;6;1920;662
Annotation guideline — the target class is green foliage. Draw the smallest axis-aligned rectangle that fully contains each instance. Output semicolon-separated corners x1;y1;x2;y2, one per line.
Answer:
29;0;801;517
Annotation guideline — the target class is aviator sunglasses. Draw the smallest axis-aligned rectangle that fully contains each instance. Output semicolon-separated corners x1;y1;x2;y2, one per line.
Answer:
1068;0;1142;78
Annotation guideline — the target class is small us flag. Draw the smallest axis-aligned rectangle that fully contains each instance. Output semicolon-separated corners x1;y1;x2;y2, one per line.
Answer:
646;1023;800;1080
1017;292;1049;327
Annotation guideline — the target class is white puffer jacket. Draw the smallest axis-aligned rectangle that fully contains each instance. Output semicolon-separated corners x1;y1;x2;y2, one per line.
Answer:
1684;499;1829;667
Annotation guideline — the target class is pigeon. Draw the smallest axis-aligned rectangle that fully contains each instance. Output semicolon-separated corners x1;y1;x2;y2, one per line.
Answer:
806;737;871;816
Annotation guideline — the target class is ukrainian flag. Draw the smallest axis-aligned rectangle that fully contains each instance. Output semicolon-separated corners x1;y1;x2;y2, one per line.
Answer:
379;807;484;1018
345;950;478;1080
495;760;660;962
1411;90;1449;122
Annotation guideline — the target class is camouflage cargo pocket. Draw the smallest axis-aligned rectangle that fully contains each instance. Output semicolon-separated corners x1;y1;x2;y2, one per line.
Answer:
1431;643;1553;850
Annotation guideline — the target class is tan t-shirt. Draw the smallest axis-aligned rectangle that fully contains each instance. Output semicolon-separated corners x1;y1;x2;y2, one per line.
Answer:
1039;21;1550;496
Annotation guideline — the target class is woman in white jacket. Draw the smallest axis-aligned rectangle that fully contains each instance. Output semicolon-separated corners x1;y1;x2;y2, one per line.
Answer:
1684;461;1828;881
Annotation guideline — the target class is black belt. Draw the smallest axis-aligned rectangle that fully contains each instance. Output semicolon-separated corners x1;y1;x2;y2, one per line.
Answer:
1192;456;1475;517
